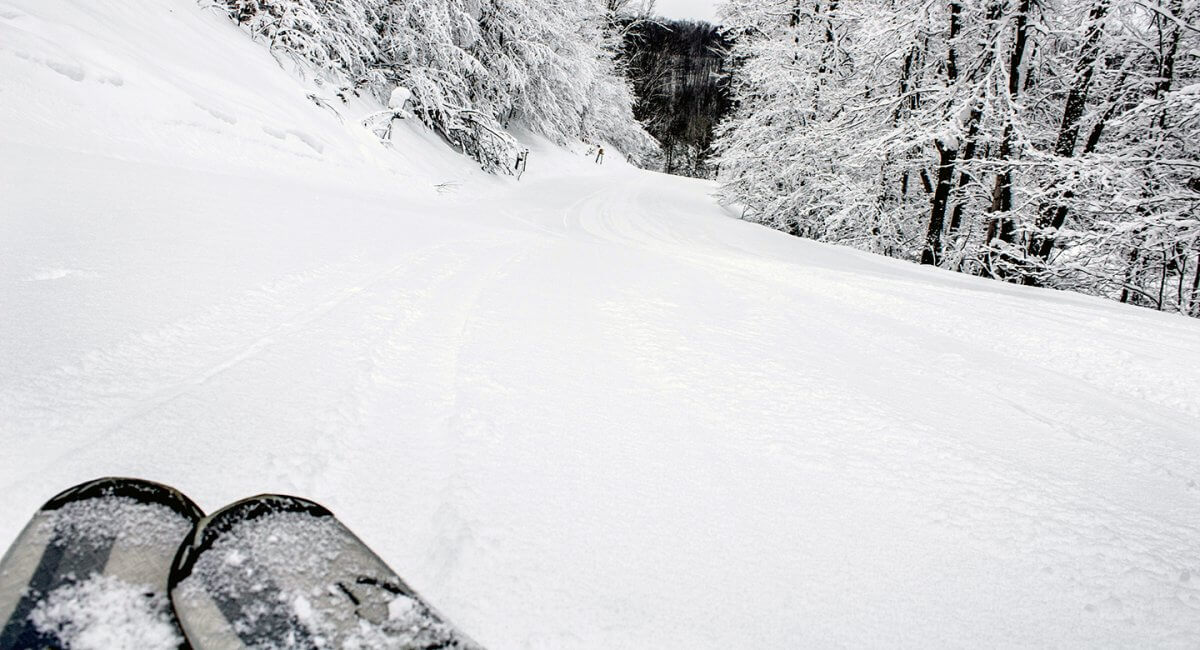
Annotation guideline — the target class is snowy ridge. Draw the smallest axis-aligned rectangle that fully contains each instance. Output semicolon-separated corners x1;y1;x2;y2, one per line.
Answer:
2;0;1200;648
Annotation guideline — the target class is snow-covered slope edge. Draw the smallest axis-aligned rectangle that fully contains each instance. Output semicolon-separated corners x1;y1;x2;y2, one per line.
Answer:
0;0;505;192
3;1;1200;648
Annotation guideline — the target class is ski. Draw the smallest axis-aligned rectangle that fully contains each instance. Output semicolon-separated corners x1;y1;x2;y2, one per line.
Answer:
0;477;204;649
169;494;482;649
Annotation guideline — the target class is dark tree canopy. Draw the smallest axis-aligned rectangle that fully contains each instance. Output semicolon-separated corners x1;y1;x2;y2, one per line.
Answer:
621;19;733;178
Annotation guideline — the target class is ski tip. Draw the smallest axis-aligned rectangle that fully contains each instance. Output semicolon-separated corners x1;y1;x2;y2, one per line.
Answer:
41;476;204;524
169;494;333;590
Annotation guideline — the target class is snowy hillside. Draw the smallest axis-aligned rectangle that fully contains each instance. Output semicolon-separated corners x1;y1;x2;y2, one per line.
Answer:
3;1;1200;647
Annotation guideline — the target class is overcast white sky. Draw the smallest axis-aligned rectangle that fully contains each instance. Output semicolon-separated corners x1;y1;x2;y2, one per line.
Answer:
653;0;721;22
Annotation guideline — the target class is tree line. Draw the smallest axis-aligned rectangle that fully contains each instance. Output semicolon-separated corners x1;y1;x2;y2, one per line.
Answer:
217;0;656;171
713;0;1200;316
620;18;733;177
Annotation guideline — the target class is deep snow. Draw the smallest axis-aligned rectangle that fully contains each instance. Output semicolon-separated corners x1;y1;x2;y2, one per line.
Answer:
2;0;1200;647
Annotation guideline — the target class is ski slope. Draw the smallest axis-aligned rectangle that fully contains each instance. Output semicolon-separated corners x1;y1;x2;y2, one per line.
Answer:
3;1;1200;647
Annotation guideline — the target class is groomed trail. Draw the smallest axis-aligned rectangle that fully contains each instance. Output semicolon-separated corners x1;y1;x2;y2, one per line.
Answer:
3;1;1200;647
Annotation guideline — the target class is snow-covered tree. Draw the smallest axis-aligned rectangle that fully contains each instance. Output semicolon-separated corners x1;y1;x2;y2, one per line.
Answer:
714;0;861;239
477;0;591;140
713;0;1200;316
211;0;655;171
474;0;656;159
222;0;385;90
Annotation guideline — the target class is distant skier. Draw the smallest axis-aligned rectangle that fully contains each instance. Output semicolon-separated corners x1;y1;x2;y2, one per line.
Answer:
595;145;604;164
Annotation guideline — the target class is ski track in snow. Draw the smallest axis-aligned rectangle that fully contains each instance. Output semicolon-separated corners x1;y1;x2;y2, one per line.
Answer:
4;162;1200;647
3;0;1200;647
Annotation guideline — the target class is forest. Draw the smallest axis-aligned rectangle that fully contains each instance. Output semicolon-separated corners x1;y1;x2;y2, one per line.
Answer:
216;0;657;172
621;18;732;177
212;0;1200;316
712;0;1200;316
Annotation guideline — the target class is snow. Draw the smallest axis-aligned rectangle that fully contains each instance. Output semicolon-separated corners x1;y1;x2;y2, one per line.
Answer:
29;574;182;650
388;86;412;111
2;0;1200;648
44;497;192;552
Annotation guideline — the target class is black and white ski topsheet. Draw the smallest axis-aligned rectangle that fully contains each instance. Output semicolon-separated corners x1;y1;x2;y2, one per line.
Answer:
0;477;203;650
169;495;482;650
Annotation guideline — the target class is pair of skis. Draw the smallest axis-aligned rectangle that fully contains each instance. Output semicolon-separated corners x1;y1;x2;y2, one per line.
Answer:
0;478;481;649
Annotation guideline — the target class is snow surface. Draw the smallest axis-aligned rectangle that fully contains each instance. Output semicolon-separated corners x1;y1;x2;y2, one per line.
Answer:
2;0;1200;647
30;574;182;650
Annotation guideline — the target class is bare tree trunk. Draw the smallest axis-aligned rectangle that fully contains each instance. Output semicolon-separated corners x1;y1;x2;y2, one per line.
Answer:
1119;247;1140;304
1152;0;1184;132
1191;249;1200;316
1159;247;1169;310
1177;247;1188;310
982;0;1031;279
920;1;962;266
1028;0;1176;293
880;46;919;213
923;142;958;266
947;2;1005;238
1080;69;1129;155
1026;0;1111;267
817;0;840;73
945;107;981;237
